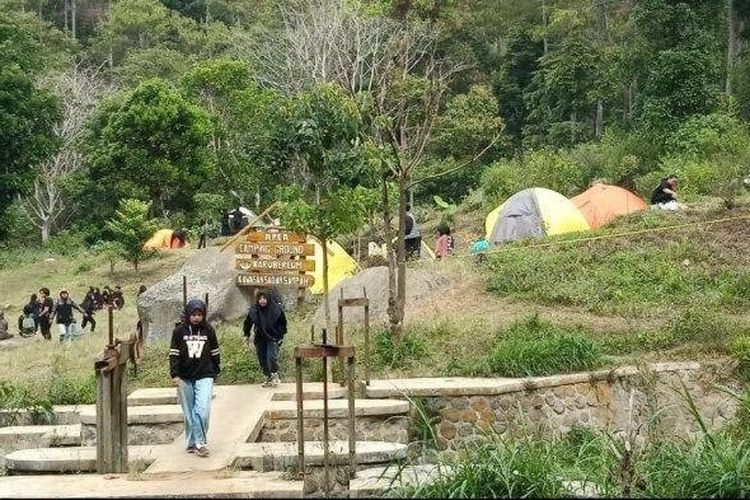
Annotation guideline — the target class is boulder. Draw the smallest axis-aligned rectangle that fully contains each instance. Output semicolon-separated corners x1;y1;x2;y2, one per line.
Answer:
312;265;456;330
137;248;301;342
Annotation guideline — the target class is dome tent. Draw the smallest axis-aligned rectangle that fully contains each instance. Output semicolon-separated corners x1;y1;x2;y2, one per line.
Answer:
571;183;647;229
485;188;590;244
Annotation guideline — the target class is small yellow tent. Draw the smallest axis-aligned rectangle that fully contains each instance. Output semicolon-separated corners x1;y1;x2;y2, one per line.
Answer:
307;237;359;295
143;229;190;251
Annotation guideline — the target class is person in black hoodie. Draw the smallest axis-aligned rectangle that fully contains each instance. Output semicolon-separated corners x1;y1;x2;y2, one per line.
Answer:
243;290;287;388
51;290;84;343
81;288;97;333
170;299;220;458
37;288;54;340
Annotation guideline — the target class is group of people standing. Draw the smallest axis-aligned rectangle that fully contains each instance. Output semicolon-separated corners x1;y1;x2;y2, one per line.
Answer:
5;285;127;342
169;289;287;458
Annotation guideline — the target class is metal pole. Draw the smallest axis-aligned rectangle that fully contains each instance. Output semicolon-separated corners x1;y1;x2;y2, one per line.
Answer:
182;276;187;306
295;357;305;478
107;306;114;347
363;287;370;387
347;355;356;478
322;350;330;495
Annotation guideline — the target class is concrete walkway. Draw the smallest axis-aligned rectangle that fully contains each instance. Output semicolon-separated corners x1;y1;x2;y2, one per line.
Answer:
0;471;302;498
144;385;274;474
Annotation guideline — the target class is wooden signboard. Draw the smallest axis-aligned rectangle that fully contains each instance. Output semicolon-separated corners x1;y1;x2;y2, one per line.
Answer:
237;273;315;287
236;257;316;272
246;230;307;244
236;242;315;256
235;228;315;295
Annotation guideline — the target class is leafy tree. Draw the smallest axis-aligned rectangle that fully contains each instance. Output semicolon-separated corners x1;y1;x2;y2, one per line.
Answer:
105;198;158;271
92;239;125;274
280;83;377;331
0;71;61;237
82;78;214;223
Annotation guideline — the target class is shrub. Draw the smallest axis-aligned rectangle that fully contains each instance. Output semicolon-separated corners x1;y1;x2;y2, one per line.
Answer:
638;433;750;498
375;330;428;370
0;381;53;424
483;316;602;377
46;374;97;405
731;336;750;381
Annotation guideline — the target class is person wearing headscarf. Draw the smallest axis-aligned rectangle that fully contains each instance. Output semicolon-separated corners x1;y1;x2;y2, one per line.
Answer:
243;290;287;388
169;299;220;458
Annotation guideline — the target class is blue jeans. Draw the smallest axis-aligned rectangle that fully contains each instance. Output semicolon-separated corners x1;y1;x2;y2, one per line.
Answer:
177;377;213;448
58;323;76;343
255;339;280;378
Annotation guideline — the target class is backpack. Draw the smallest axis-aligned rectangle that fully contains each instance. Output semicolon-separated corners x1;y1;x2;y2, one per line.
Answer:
21;314;35;330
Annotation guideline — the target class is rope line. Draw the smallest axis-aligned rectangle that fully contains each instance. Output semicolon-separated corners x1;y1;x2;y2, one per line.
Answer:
452;212;750;260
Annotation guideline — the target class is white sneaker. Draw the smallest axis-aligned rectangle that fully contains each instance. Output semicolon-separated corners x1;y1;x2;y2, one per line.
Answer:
270;373;281;387
262;377;273;388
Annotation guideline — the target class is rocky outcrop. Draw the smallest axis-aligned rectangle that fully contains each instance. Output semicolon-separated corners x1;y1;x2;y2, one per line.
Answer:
137;248;300;341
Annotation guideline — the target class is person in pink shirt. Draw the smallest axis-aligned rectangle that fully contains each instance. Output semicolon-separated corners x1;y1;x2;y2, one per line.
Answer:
435;222;454;259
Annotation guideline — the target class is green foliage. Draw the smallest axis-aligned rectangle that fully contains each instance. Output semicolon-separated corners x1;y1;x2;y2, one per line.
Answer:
0;380;53;423
731;336;750;381
105;199;159;270
481;316;602;378
638;433;750;498
375;330;428;370
481;148;591;208
83;78;214;222
45;373;96;405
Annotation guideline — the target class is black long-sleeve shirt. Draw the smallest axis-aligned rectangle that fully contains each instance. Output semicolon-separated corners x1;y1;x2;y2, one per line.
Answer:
169;322;221;380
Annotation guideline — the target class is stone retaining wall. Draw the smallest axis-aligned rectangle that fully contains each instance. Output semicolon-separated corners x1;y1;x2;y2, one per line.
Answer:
259;416;409;444
80;422;183;446
404;361;742;450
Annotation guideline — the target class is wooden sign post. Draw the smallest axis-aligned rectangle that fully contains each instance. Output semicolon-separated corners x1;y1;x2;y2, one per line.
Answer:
235;227;316;306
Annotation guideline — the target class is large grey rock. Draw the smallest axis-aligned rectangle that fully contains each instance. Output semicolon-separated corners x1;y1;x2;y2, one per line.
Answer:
137;248;301;341
312;265;455;329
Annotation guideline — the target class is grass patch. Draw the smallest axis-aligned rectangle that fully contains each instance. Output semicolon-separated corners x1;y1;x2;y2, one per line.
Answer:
375;330;429;370
485;210;750;317
451;316;603;378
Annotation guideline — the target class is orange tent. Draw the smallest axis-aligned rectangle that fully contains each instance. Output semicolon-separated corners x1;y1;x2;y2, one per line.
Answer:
571;183;647;229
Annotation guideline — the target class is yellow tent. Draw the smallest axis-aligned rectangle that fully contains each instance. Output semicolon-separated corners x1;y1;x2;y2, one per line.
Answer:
307;237;359;295
485;187;590;244
143;229;190;251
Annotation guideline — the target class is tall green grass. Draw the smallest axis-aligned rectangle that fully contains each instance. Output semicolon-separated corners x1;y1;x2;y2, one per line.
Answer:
449;316;603;378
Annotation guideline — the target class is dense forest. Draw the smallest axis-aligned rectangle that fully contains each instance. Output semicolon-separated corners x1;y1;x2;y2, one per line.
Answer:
3;0;750;249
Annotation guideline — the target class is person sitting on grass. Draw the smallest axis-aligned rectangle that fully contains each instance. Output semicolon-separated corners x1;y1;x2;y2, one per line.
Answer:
0;310;12;341
170;299;220;458
650;174;687;211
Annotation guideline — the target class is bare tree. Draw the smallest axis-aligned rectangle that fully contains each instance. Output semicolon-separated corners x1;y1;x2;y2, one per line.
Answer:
24;63;114;242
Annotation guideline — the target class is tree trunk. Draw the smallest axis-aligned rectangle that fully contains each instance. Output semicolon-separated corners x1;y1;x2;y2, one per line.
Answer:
71;0;77;40
727;0;737;95
541;0;549;57
41;217;51;243
134;259;139;271
63;0;69;32
392;175;409;344
322;237;331;331
595;101;604;139
382;173;397;342
570;111;576;144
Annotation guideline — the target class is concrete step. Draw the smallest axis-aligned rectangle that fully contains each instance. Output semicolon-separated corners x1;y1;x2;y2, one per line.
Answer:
127;384;346;406
79;405;183;426
266;399;410;420
0;471;303;498
349;464;453;498
271;383;348;401
127;388;216;406
0;405;93;427
4;445;163;473
0;424;80;452
233;441;408;472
